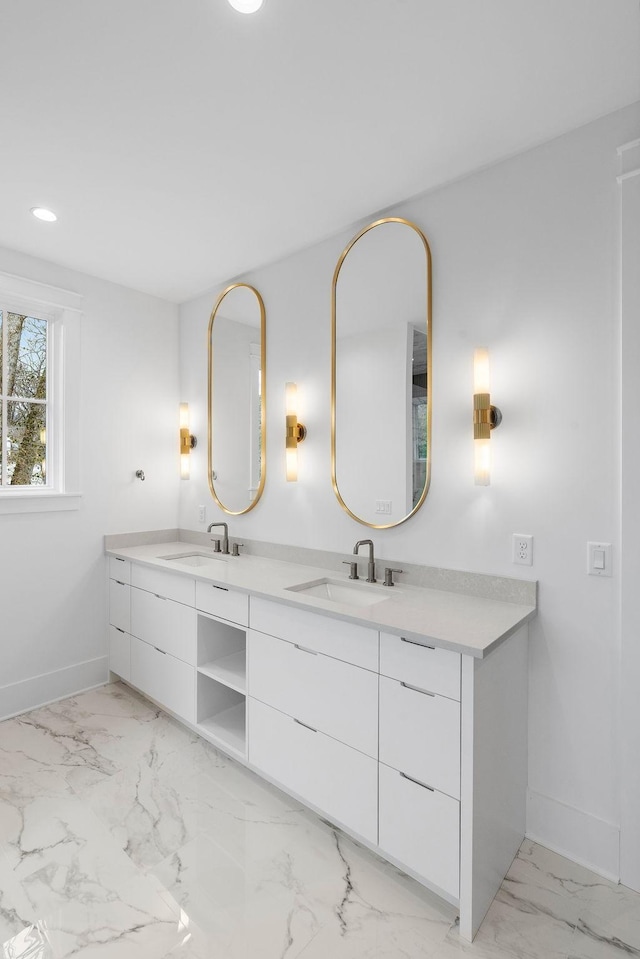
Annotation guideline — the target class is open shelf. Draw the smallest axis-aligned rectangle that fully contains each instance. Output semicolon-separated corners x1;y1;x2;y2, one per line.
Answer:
198;651;246;694
198;702;246;759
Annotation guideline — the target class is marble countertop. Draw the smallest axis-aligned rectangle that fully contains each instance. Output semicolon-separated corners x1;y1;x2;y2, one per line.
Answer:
106;540;536;659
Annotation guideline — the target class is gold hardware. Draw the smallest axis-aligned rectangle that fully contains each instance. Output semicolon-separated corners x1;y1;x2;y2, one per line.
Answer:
207;283;266;514
331;216;432;528
285;383;306;481
179;403;197;479
473;349;502;485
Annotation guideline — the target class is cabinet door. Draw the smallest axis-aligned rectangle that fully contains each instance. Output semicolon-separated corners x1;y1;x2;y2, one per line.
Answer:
379;762;460;899
250;597;378;670
130;589;196;664
248;698;378;844
109;579;131;632
248;630;378;758
108;625;130;681
109;556;131;584
195;581;249;626
380;632;460;701
131;565;195;606
379;676;460;799
130;636;195;723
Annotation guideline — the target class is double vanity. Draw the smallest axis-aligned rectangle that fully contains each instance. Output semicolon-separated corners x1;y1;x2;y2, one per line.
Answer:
106;536;535;941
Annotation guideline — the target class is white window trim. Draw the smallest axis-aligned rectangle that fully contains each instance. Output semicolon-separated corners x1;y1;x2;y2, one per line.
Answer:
0;271;82;514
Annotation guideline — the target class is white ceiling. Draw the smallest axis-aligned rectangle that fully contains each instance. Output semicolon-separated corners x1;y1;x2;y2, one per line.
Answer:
1;0;639;303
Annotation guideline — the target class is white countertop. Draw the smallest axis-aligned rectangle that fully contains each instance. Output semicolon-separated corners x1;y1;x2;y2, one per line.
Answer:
106;541;536;659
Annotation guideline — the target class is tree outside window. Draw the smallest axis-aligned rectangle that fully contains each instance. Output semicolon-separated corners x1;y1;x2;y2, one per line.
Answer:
0;311;49;487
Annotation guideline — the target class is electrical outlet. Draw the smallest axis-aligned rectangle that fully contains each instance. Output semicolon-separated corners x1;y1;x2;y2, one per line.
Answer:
375;500;392;515
512;533;533;566
198;505;206;523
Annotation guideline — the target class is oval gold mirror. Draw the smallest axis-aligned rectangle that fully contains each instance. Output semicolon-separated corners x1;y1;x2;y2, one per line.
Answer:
208;283;266;515
332;217;432;528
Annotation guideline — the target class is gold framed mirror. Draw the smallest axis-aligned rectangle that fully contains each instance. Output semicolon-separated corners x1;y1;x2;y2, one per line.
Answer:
208;282;266;515
331;217;432;529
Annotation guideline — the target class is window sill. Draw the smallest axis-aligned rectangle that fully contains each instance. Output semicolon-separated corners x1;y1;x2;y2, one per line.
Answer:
0;492;82;514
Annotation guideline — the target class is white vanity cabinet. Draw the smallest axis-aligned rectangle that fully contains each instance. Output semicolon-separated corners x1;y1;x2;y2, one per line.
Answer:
126;567;197;724
108;557;131;681
106;550;531;942
247;598;379;844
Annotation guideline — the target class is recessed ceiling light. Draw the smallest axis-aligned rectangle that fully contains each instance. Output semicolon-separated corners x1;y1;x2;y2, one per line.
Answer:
227;0;263;13
31;207;57;222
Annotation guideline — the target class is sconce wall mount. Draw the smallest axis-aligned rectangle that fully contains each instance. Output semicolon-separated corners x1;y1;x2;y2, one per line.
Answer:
473;348;502;486
285;382;306;482
180;402;197;480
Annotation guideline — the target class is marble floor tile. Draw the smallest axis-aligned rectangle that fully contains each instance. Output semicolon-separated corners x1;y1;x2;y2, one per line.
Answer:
567;914;640;958
3;682;640;959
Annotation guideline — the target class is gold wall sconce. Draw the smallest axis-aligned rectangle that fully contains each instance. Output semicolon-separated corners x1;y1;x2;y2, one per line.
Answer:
473;348;502;486
180;402;197;480
285;382;307;482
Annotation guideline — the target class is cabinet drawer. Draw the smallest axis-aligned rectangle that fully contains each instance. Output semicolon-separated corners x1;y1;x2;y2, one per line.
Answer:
379;762;459;899
131;565;195;606
109;579;131;632
109;556;131;583
248;698;377;844
247;631;378;758
131;588;196;664
379;676;460;798
108;625;131;681
250;597;378;671
130;637;195;723
195;581;249;626
380;631;460;701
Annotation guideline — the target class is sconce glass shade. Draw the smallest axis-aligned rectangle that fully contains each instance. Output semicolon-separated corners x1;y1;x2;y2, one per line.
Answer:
228;0;263;12
473;348;490;394
285;382;306;482
474;437;491;486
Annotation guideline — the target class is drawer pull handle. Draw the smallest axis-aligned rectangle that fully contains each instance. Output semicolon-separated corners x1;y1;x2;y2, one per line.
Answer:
293;718;317;733
294;644;317;655
400;681;435;697
211;585;229;593
153;646;167;655
115;557;125;562
400;636;435;650
114;627;125;634
400;771;434;792
154;594;167;600
115;580;126;587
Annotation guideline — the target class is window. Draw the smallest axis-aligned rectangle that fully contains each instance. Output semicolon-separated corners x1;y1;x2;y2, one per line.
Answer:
0;310;49;487
0;272;82;513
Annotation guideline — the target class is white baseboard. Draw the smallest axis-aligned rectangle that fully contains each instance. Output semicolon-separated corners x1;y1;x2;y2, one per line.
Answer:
0;657;109;721
526;788;620;881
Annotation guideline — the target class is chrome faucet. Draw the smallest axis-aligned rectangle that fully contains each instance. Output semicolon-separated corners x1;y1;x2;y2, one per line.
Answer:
207;522;229;555
353;539;376;583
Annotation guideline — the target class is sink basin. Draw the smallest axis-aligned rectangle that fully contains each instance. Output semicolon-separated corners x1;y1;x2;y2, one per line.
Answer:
285;577;389;608
158;552;227;569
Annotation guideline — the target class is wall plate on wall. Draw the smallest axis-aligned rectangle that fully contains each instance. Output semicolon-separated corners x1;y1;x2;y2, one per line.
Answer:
587;542;612;577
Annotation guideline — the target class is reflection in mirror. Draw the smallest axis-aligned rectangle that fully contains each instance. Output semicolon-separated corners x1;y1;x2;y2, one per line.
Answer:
332;218;431;528
208;283;266;515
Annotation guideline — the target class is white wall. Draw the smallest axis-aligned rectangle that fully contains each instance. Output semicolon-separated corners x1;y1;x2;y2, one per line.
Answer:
180;101;640;878
0;246;180;719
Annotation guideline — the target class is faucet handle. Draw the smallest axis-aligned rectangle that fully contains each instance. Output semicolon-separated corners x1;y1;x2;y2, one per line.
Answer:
383;567;403;587
342;560;359;580
211;539;221;553
231;542;244;557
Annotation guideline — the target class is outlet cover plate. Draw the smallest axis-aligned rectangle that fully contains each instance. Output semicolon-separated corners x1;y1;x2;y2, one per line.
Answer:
512;533;533;566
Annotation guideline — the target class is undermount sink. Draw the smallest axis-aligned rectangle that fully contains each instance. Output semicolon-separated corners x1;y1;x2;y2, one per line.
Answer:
158;552;227;569
285;577;389;608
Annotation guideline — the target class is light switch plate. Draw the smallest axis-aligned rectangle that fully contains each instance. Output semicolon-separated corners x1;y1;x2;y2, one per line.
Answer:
587;542;612;577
